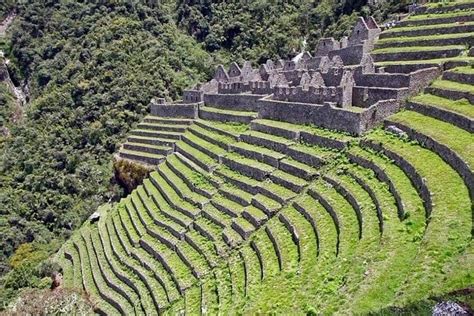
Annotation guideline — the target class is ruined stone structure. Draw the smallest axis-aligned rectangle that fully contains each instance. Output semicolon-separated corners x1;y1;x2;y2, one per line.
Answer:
152;17;440;135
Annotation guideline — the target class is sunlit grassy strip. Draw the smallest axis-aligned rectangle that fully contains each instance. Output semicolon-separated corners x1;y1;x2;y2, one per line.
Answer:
407;9;474;21
348;146;426;226
214;165;261;189
203;202;233;227
220;183;253;205
252;229;282;279
158;163;208;205
116;206;181;301
141;234;197;291
242;199;341;314
452;65;474;74
73;235;118;314
82;229;136;314
179;240;211;277
176;140;216;166
263;179;297;201
389;110;474;168
186;229;221;267
149;171;198;218
431;78;474;94
98;216;157;314
119;148;164;159
228;252;247;310
252;118;355;141
242;129;295;146
376;32;474;44
375;56;474;66
117;201;140;245
213;193;245;217
312;179;360;257
189;124;235;146
383;21;474;33
424;0;474;8
280;157;318;175
224;152;275;174
108;215;175;306
327;172;380;239
240;245;262;296
143;179;192;229
271;169;308;188
366;130;472;305
200;277;220;315
56;248;74;288
372;45;466;54
137;185;185;237
89;227;142;313
167;154;215;192
266;220;299;271
230;141;286;160
338;165;424;313
184;131;227;157
196;118;250;135
183;285;201;315
289;142;338;160
213;263;234;313
64;244;83;289
193;217;228;254
411;93;474;118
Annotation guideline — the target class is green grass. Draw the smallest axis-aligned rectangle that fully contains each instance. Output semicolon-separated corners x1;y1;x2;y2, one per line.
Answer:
376;32;474;44
189;124;235;146
425;0;474;8
388;110;474;168
224;152;275;174
431;78;474;94
197;118;250;135
271;169;308;188
411;93;474;118
452;65;474;74
407;9;474;21
119;148;164;159
372;45;466;54
176;139;216;166
383;21;474;34
366;130;472;306
231;141;286;160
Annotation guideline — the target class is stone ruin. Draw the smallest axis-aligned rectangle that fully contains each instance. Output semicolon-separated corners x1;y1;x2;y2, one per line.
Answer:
152;17;441;135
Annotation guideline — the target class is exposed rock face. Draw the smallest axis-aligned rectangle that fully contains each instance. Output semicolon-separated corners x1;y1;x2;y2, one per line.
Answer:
432;301;470;316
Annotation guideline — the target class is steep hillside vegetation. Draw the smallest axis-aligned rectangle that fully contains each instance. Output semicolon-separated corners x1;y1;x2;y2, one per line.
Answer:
177;0;408;62
0;1;213;295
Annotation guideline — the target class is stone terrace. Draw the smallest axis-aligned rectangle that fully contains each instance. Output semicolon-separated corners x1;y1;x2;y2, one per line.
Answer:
58;2;473;315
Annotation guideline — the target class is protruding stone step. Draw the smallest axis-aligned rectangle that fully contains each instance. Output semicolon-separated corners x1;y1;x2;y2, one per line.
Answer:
137;123;188;133
143;116;194;125
130;129;183;140
379;22;474;40
372;46;465;62
375;33;474;49
199;106;258;123
242;206;268;228
119;149;164;165
127;135;177;147
123;142;173;156
398;12;474;27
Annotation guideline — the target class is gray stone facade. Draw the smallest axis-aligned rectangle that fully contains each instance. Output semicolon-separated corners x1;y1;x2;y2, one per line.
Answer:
150;16;444;135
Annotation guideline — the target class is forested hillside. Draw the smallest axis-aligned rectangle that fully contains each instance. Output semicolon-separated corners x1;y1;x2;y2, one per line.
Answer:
0;0;408;308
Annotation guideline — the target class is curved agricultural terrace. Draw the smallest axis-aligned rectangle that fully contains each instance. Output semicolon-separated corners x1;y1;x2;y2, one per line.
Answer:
56;2;473;314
